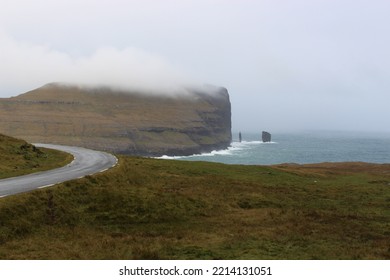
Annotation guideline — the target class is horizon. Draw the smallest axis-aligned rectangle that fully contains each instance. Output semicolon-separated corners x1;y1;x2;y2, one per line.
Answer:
231;129;390;137
1;0;389;133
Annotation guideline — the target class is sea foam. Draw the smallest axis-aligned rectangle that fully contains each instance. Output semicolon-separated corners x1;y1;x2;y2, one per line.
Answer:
157;140;276;160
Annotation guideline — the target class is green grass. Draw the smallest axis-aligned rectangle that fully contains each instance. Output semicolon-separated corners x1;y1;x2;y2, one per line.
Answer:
0;134;73;179
0;156;389;259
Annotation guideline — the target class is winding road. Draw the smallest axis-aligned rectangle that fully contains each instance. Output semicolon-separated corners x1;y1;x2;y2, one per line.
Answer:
0;144;118;198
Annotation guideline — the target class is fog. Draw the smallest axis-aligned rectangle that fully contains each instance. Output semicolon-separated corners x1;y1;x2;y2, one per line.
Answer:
0;31;193;94
1;0;389;133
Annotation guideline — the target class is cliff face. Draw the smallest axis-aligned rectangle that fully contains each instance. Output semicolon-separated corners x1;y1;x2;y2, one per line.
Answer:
262;131;271;143
0;83;232;156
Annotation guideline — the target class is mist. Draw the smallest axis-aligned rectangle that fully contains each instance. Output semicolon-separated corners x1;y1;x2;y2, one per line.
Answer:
1;0;390;133
0;31;194;96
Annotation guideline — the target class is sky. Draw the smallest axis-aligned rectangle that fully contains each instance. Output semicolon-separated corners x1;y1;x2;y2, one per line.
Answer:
0;0;389;133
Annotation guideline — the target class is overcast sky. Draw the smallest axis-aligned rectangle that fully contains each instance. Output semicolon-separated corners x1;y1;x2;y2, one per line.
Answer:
0;0;389;133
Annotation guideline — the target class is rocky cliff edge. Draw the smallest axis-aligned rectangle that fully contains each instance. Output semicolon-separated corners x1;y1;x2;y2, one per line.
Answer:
0;83;232;156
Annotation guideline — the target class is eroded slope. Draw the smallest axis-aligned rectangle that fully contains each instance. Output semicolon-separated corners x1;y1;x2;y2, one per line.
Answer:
0;84;232;156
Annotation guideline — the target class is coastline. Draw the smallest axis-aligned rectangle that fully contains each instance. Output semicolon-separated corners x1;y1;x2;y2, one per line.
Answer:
156;132;390;165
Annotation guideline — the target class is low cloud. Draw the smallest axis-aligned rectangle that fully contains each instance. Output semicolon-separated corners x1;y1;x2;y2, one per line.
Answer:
0;31;193;97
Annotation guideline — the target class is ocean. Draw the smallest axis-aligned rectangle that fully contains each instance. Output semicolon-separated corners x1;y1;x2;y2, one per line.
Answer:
159;131;390;165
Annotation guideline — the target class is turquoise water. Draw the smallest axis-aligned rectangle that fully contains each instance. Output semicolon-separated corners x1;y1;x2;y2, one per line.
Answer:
160;131;390;165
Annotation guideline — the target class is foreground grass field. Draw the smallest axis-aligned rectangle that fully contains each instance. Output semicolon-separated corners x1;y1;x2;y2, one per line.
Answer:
0;134;72;179
0;156;389;259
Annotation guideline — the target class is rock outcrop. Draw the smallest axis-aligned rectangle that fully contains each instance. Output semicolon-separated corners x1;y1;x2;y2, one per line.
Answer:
262;131;271;142
0;83;232;156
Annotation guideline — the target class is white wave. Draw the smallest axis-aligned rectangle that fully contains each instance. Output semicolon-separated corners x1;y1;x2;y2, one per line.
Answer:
187;146;238;157
156;145;239;159
156;140;277;160
158;155;185;160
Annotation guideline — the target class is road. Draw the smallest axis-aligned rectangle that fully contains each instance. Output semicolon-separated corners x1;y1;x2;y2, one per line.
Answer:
0;144;118;197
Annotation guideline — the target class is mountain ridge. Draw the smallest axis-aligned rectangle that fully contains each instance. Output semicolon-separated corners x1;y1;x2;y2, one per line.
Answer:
0;83;232;156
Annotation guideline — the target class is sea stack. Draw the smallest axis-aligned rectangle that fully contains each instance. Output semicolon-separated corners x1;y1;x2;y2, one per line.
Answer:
262;131;271;142
239;132;242;142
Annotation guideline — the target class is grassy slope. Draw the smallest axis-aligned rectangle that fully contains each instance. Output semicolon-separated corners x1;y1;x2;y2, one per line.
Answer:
0;84;231;155
0;156;389;260
0;134;73;179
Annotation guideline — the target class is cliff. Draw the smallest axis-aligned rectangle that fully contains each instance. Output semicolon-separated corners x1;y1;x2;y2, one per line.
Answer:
0;83;232;156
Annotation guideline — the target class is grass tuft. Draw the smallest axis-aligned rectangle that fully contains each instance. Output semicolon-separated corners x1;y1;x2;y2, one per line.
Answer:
0;134;72;179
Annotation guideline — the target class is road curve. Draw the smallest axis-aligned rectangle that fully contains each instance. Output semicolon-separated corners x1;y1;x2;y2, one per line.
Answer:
0;144;118;198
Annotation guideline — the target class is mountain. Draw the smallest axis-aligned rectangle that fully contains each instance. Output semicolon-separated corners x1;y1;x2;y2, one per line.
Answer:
0;83;232;156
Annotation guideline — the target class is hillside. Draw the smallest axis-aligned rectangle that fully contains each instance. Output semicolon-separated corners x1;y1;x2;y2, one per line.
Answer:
0;158;389;259
0;134;72;179
0;83;232;156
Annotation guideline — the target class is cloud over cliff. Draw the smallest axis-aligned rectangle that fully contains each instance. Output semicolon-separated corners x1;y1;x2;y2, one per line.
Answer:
0;31;193;96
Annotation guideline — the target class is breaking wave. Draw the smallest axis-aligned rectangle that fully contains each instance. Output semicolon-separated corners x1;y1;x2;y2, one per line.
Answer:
157;132;390;165
157;140;277;160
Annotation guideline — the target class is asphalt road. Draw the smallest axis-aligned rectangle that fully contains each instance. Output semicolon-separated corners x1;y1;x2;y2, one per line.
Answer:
0;144;118;198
